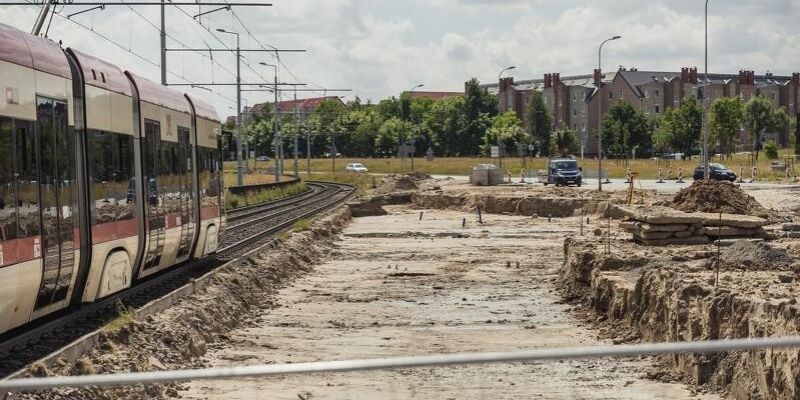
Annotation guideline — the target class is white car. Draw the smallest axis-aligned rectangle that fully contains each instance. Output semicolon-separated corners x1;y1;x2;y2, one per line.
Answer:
345;163;368;173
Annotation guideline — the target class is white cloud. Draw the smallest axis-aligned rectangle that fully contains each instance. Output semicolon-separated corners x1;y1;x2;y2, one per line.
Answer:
1;1;798;118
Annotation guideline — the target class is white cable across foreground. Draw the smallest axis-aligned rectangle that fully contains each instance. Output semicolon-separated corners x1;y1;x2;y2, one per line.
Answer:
3;336;800;391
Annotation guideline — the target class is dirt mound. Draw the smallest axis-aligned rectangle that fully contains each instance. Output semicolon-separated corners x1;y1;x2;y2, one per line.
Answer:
405;171;432;181
720;240;794;270
671;181;771;219
375;174;424;194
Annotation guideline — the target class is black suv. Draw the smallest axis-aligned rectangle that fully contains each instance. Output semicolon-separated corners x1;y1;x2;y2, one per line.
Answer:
693;163;737;182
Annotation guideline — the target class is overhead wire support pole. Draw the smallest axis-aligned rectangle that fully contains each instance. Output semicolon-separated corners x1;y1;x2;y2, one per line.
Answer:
165;49;306;53
293;87;299;178
8;2;272;6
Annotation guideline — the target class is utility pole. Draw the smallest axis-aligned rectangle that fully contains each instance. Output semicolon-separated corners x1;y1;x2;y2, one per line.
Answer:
160;0;166;85
293;87;299;177
273;72;280;183
702;0;711;180
307;123;312;176
217;29;243;186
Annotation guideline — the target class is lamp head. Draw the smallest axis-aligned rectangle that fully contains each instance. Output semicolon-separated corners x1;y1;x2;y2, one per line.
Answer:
611;35;622;40
216;28;226;33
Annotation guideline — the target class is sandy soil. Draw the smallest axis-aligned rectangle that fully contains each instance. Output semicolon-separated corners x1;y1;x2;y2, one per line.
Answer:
183;206;721;399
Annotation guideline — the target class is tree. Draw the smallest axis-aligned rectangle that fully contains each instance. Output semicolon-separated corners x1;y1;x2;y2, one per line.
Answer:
601;100;652;157
482;112;527;156
526;91;552;157
708;97;744;158
423;96;466;156
653;96;702;159
461;78;498;156
375;117;411;157
743;95;788;160
551;127;579;157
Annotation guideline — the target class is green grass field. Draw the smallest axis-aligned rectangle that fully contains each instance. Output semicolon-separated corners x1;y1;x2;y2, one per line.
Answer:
224;150;800;184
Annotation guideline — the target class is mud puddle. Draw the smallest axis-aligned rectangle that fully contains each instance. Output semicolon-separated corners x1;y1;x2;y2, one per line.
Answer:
183;206;720;399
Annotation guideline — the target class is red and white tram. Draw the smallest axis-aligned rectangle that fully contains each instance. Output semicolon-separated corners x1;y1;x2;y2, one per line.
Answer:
0;23;224;334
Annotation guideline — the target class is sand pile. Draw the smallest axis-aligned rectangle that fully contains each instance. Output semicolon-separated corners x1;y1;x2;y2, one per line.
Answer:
375;173;431;194
671;181;771;219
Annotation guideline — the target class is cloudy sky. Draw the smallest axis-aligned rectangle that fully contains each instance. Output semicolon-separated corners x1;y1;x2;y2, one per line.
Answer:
3;0;799;117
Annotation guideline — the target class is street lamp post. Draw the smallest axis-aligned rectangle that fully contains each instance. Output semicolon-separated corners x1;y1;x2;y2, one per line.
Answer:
702;0;710;180
498;65;516;81
216;28;243;187
403;84;424;172
597;35;621;192
258;62;280;182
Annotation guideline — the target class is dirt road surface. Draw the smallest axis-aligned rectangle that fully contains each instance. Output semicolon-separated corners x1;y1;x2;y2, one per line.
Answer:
184;206;722;399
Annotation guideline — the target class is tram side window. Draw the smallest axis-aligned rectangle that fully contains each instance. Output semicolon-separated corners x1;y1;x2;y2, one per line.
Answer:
88;130;136;226
15;120;39;238
0;118;16;241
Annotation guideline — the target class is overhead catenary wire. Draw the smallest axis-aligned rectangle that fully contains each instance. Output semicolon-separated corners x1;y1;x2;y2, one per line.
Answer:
2;336;800;391
21;0;237;105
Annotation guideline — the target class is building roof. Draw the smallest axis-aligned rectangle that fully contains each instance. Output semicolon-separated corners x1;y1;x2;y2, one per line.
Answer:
249;96;344;116
404;91;463;100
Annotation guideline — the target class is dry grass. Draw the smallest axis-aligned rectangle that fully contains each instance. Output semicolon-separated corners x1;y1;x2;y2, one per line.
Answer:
103;301;136;333
224;150;800;182
292;219;311;232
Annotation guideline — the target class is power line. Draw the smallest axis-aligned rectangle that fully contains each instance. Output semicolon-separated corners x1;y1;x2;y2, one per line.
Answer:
24;1;237;105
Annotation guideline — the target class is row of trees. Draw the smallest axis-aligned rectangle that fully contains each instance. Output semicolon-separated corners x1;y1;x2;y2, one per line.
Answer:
227;78;794;161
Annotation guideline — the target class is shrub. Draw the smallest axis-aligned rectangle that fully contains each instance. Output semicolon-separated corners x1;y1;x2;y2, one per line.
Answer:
764;139;779;160
292;219;310;232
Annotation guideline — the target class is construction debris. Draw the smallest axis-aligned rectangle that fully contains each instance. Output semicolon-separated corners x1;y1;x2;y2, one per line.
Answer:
618;206;769;245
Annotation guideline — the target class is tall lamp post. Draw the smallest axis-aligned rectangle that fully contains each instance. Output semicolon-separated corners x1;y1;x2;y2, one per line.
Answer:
498;65;516;81
597;35;621;192
702;0;710;180
216;28;243;186
258;62;280;182
403;84;424;171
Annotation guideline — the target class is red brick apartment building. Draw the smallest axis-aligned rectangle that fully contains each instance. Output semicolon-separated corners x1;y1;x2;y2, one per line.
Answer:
484;67;800;155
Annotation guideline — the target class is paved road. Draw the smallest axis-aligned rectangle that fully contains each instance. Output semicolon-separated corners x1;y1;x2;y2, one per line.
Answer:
430;174;800;195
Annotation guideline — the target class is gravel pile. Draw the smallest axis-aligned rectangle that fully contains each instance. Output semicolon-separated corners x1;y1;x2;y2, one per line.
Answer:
720;240;794;270
671;181;771;219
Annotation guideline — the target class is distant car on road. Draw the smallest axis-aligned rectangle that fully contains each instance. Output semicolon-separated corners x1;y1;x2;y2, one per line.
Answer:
538;158;582;187
693;163;737;182
255;155;270;161
345;163;368;173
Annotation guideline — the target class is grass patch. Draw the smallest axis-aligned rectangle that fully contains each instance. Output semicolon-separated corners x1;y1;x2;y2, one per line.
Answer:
292;219;311;232
103;301;136;333
226;181;307;210
277;231;292;241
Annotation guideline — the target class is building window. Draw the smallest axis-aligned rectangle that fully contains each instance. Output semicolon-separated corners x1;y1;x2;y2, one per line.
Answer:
608;92;613;100
573;93;577;101
573;109;577;116
573;123;577;130
655;105;660;114
581;122;585;131
645;90;650;98
655;90;660;98
645;105;651;114
619;90;624;98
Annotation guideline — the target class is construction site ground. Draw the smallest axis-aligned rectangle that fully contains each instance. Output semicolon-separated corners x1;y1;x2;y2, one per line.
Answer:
183;205;722;399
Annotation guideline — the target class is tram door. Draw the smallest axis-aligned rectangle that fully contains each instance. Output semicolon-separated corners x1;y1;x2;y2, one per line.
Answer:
34;97;78;310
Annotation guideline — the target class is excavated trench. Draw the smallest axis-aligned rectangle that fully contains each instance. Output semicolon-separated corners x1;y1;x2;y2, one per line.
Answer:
9;208;352;400
561;238;800;400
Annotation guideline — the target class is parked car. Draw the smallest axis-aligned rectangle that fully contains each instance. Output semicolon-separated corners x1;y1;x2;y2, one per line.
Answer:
693;163;737;182
345;163;368;173
538;158;582;187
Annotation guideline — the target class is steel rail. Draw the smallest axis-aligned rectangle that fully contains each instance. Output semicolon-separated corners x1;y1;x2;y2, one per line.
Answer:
225;183;323;224
216;182;354;255
223;184;334;232
3;336;800;391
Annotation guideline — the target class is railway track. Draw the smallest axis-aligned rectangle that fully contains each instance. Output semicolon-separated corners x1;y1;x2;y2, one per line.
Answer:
0;181;355;379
